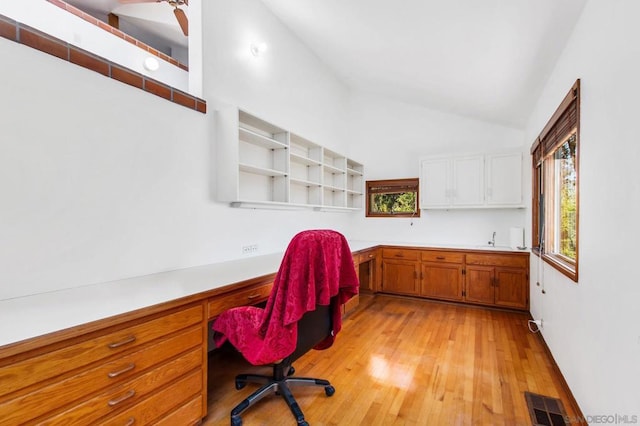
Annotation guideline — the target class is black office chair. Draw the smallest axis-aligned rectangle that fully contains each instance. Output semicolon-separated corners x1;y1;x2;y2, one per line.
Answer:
230;304;335;426
212;230;359;426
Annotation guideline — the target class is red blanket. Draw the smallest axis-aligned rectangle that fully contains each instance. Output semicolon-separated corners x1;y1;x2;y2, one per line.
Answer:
212;230;359;365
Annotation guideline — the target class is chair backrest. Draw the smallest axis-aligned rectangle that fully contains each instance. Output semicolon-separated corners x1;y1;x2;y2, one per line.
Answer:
288;304;333;363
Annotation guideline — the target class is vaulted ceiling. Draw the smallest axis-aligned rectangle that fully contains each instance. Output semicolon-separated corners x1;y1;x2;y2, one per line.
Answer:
64;0;588;128
260;0;588;128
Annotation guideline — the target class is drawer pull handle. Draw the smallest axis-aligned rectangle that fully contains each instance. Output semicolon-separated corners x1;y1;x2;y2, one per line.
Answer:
436;256;445;260
108;389;136;406
108;335;136;349
368;254;374;258
394;253;404;257
247;293;261;300
124;417;136;426
108;363;136;378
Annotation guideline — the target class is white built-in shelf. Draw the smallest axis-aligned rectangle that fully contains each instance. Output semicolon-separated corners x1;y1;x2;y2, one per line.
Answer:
239;127;288;150
290;152;322;167
323;164;345;174
239;163;287;177
290;177;321;187
216;107;364;211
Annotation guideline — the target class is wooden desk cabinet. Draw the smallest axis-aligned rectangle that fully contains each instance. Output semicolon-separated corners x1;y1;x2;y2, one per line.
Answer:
381;249;420;296
379;246;529;311
0;302;206;425
465;253;529;310
420;250;464;302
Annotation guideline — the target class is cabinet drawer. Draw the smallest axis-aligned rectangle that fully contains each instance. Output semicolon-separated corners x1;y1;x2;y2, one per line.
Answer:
466;253;528;268
101;372;202;426
154;396;203;426
421;250;464;264
0;305;203;398
359;250;378;263
381;248;419;260
40;348;202;425
0;326;202;424
208;282;273;319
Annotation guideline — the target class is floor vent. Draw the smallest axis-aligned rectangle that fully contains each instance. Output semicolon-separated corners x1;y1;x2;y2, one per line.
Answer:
524;391;569;426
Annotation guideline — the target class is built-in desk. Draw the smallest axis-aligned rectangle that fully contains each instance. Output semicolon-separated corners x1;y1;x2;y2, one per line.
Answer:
0;240;524;423
0;242;377;424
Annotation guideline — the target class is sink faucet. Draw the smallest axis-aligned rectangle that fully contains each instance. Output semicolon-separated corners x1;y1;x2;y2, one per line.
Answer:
488;231;496;247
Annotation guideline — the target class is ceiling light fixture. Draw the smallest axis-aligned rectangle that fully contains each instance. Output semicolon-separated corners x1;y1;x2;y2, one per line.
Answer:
143;56;160;71
250;42;268;57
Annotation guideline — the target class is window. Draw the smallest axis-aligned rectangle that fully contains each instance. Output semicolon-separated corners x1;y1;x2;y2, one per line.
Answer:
366;178;420;217
531;80;580;281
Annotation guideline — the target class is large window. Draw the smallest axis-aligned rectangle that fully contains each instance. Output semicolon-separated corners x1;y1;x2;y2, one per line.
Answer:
531;80;580;281
366;178;420;218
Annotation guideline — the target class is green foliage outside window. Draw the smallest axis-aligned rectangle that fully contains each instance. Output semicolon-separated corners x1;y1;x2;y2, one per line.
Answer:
371;192;417;214
556;136;577;260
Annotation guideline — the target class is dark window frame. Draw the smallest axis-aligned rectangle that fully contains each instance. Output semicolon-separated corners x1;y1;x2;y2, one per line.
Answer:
366;178;420;218
531;80;580;282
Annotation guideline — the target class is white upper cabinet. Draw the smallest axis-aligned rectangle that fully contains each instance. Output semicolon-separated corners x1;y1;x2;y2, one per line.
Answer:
420;152;523;209
452;155;485;206
215;106;364;211
419;157;450;208
485;152;524;207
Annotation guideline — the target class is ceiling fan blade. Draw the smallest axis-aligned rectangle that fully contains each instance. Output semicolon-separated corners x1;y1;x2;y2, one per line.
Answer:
174;7;188;36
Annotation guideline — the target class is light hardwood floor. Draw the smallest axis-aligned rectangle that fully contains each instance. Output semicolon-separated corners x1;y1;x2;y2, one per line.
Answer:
204;295;581;425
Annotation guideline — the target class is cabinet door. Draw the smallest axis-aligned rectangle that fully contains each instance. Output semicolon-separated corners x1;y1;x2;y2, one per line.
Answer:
494;267;528;309
452;155;484;206
485;152;523;206
381;259;419;296
419;158;450;208
421;263;463;301
465;265;495;305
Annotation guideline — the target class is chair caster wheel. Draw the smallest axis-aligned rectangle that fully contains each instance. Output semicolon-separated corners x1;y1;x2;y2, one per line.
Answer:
235;379;246;390
287;366;295;376
325;385;335;396
231;415;243;426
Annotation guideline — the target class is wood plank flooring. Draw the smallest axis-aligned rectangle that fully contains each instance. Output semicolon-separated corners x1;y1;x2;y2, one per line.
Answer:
203;295;580;425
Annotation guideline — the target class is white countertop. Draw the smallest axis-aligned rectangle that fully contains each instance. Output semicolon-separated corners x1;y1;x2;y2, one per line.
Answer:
0;252;286;348
0;240;527;348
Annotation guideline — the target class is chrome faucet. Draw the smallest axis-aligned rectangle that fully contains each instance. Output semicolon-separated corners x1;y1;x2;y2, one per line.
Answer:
488;231;496;247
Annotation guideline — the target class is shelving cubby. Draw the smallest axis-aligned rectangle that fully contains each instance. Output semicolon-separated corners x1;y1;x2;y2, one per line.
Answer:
346;159;364;209
216;106;364;211
289;133;323;206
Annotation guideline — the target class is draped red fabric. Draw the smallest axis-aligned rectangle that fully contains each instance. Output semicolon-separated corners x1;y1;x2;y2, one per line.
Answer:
212;230;359;365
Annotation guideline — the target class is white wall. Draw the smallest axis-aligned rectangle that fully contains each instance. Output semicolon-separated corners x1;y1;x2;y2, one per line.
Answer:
0;0;351;299
526;0;640;416
203;0;349;150
347;92;528;247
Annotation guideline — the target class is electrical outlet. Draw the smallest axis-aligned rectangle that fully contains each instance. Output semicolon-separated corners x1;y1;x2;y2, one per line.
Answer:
241;244;259;255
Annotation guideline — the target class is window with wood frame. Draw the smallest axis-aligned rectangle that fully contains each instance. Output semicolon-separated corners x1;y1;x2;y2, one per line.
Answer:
531;80;580;282
366;178;420;217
